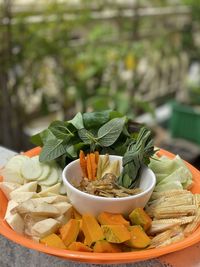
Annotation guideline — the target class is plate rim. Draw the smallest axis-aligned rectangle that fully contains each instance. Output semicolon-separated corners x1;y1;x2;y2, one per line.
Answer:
0;147;200;264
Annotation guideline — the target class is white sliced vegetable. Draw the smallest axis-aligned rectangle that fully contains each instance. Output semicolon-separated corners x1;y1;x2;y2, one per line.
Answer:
53;202;72;215
38;183;61;196
16;200;60;217
59;183;67;195
31;195;68;205
6;213;24;234
30;196;58;205
10;191;37;203
0;182;21;199
32;218;60;238
4;200;19;219
21;158;42;180
38;168;58;186
49;194;69;203
13;181;37;193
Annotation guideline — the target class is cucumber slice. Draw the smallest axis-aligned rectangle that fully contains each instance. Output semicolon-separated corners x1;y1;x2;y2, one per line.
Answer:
37;165;51;181
6;155;29;174
1;169;24;184
30;155;51;181
31;155;40;161
21;158;43;180
57;168;62;182
38;168;59;186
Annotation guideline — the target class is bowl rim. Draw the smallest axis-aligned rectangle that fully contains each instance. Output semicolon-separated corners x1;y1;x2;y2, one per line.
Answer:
62;155;156;202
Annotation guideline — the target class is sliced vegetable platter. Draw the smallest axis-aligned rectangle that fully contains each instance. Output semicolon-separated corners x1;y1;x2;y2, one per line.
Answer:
0;148;200;264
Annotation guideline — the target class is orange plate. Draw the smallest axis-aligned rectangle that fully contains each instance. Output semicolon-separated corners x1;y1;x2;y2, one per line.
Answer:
0;147;200;264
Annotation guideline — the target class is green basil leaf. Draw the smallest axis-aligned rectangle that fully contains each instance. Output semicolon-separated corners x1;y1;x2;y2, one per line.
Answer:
109;111;124;119
39;139;66;162
49;121;74;140
68;112;84;130
83;110;111;129
65;142;86;158
98;117;126;147
31;133;43;146
114;142;129;156
31;129;56;146
65;145;77;158
40;129;56;143
78;128;96;144
50;120;75;135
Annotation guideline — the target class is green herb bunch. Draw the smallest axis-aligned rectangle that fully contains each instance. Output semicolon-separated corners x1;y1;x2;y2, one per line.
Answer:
117;127;155;188
31;110;155;188
31;110;127;164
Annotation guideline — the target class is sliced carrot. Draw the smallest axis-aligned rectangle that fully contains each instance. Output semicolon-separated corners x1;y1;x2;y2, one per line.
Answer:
86;154;93;180
23;146;42;158
79;150;87;177
90;153;97;180
94;151;99;165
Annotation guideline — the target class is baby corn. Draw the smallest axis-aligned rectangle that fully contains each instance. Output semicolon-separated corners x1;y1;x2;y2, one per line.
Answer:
151;190;191;200
184;208;200;237
149;216;195;234
149;229;173;248
149;221;180;235
152;216;195;226
156;232;184;248
149;226;184;248
193;194;200;208
145;183;200;249
153;205;196;219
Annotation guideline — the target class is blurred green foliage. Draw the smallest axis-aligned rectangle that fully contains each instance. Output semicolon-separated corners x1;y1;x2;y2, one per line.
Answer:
1;0;158;121
0;0;199;150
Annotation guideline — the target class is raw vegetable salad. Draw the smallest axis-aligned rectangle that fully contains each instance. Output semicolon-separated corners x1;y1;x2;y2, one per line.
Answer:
0;110;199;254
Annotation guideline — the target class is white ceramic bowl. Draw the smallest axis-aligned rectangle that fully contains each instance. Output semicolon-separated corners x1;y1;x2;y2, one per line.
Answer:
62;155;156;216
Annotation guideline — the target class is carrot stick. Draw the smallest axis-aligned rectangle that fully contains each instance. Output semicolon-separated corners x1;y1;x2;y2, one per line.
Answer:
94;151;99;165
79;150;87;178
86;154;93;180
90;153;97;180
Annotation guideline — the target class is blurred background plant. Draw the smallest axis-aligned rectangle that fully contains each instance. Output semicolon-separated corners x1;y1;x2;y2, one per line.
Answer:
0;0;200;155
